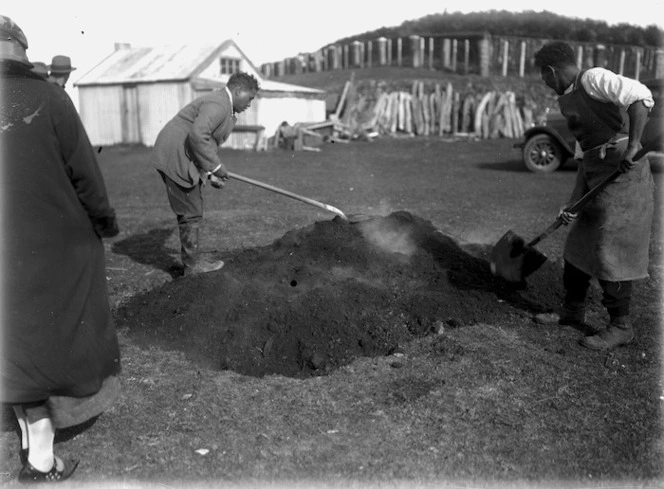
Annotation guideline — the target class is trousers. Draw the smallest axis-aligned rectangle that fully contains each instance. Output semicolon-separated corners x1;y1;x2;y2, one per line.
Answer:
563;260;632;318
159;171;203;225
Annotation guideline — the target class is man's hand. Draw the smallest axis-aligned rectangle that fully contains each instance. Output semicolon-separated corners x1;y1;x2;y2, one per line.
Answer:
557;206;578;225
209;174;227;189
619;145;640;173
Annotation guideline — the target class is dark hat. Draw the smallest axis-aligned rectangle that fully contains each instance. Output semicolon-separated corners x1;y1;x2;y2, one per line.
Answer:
31;61;48;77
48;55;76;74
0;15;28;49
0;15;31;66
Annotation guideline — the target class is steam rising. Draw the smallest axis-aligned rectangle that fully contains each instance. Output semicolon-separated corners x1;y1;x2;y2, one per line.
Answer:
359;219;417;257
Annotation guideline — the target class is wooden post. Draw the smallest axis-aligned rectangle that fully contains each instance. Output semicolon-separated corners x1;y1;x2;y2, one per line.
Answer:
618;49;626;75
655;48;664;78
594;44;607;68
428;37;434;70
275;60;285;77
387;38;393;65
576;45;583;69
501;39;509;76
397;37;403;67
518;40;526;77
343;44;349;69
367;40;373;68
464;39;470;74
351;41;361;68
451;39;458;72
442;38;451;69
410;35;421;68
319;50;327;72
479;35;490;77
318;50;325;72
377;37;387;66
452;92;460;135
635;48;642;80
420;36;425;68
293;57;302;75
584;45;594;69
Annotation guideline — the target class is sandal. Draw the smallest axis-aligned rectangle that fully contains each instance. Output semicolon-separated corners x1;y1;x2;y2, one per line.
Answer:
18;457;79;483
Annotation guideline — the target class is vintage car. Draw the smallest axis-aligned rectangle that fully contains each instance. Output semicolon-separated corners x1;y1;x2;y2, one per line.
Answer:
516;78;664;173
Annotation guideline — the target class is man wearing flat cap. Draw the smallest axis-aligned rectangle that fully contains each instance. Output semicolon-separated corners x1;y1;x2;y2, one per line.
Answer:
47;54;76;88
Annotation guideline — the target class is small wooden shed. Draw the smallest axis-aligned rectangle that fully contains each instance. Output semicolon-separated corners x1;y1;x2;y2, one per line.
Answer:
74;40;326;148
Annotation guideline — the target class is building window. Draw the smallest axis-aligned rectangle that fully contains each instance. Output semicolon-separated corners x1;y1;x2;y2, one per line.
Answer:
220;57;240;74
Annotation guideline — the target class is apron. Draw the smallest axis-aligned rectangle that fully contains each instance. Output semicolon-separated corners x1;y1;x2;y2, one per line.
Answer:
558;78;654;281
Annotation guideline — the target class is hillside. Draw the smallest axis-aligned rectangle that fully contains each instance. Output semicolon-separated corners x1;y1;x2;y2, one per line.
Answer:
333;10;664;48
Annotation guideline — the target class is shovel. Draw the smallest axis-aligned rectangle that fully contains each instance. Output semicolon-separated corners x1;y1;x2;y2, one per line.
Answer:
227;171;348;220
490;142;658;283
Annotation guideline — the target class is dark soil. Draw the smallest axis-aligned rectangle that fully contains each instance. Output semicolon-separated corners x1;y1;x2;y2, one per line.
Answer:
118;210;562;378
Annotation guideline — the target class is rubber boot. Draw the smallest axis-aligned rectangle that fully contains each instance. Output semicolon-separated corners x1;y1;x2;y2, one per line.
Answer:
579;316;634;351
179;223;224;276
558;301;586;326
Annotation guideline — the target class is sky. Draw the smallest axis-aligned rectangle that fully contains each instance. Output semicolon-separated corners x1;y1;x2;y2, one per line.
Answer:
3;0;662;101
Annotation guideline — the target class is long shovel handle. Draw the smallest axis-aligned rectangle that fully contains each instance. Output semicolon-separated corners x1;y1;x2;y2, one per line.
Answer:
227;171;348;220
526;142;656;248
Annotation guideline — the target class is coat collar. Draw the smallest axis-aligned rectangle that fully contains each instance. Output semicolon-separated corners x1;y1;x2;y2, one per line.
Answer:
224;86;235;116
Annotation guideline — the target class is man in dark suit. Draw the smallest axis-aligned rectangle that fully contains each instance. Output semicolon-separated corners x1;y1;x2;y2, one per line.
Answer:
151;72;260;276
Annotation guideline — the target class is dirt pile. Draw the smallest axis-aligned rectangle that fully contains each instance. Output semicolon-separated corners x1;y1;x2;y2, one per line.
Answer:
117;211;563;378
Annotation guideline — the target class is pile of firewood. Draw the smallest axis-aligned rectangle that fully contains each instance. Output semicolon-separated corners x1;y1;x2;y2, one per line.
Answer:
332;77;537;140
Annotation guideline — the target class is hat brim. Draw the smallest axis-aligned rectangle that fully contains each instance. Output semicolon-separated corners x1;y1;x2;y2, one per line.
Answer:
48;66;76;74
1;54;33;67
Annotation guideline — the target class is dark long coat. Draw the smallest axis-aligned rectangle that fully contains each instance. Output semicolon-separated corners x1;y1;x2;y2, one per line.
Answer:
0;60;121;403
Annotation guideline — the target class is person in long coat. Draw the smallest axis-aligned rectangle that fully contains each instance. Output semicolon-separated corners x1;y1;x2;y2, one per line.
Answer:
533;41;655;351
150;72;260;276
0;15;121;482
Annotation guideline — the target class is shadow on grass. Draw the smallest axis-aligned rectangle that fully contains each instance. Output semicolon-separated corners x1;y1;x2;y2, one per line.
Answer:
112;227;181;278
475;158;579;173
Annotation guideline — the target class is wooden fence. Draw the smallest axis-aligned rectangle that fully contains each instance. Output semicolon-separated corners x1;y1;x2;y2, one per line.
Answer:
261;33;664;81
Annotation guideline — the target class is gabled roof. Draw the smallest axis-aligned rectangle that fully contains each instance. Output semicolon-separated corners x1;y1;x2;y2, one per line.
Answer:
75;39;260;87
191;75;325;97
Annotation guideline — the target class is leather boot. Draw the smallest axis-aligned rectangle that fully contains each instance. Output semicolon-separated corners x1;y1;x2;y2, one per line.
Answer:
179;223;224;276
558;301;586;326
579;316;634;351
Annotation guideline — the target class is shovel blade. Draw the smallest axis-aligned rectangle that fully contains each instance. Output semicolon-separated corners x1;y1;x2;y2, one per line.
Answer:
490;230;548;283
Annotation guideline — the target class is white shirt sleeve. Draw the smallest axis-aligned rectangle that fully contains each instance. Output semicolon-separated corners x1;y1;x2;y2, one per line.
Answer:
580;67;654;111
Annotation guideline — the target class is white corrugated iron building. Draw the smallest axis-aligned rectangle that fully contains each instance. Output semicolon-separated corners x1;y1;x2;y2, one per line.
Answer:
74;40;326;149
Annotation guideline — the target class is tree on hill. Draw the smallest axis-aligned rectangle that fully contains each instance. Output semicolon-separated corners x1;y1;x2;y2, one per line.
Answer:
334;10;663;47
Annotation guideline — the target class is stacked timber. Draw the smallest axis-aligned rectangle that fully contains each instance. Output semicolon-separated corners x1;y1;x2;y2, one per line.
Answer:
333;77;536;140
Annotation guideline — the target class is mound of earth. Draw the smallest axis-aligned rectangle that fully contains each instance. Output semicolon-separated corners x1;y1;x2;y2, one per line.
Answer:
117;211;563;378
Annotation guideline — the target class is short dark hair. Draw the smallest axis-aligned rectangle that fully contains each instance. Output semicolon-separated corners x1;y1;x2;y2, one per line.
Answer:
534;41;576;69
227;72;260;92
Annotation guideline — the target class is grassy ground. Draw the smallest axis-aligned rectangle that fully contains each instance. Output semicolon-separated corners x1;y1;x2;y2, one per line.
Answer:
1;136;662;488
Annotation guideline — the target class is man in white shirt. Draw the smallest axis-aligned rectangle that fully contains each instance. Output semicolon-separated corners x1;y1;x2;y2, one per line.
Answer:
533;41;655;351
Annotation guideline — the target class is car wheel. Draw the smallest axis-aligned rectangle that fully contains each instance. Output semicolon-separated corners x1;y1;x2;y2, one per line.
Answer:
523;134;567;173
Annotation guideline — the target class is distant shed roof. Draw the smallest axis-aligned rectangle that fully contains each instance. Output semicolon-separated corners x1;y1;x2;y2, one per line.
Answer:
75;40;258;87
190;76;325;98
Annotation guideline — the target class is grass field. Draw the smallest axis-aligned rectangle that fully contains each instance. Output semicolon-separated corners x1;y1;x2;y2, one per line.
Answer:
1;135;662;488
